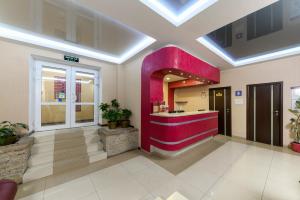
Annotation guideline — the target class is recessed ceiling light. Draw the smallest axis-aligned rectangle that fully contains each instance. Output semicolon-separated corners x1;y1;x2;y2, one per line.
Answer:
166;77;171;81
180;72;184;75
140;0;218;26
197;36;300;67
168;70;172;73
0;23;155;64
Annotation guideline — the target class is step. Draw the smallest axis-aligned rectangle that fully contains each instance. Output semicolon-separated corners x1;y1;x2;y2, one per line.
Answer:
23;161;53;183
88;150;107;163
23;150;107;183
28;142;103;167
32;126;100;144
31;134;100;155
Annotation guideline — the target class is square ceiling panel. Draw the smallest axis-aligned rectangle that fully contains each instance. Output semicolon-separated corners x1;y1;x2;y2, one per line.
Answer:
197;0;300;67
0;0;155;64
140;0;218;26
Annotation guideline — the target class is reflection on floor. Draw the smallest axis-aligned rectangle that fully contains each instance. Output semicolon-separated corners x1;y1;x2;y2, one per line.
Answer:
17;136;300;200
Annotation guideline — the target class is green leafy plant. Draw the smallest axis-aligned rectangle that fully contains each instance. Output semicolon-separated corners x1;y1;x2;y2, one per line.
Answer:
1;121;29;130
99;100;122;129
111;99;120;109
121;109;132;120
0;121;23;146
102;109;122;122
0;127;15;137
99;103;109;112
288;99;300;143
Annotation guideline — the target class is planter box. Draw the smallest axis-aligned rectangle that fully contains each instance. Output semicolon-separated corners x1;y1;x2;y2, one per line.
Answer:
0;136;33;183
99;127;138;157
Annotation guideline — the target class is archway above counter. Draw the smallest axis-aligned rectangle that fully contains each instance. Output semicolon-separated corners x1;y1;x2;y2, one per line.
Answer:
141;46;220;153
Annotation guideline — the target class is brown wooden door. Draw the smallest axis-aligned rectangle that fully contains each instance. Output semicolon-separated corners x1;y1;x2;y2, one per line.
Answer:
209;87;232;136
247;82;283;146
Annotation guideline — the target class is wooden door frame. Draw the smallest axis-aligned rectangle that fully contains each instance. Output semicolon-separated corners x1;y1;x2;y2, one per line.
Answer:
209;86;232;136
246;82;283;146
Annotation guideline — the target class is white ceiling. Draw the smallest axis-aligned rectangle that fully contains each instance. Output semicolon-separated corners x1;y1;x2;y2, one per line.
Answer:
79;0;278;70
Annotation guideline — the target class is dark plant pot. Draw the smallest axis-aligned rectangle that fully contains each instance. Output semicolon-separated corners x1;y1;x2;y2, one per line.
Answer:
291;142;300;153
121;120;130;128
0;135;17;146
108;121;118;129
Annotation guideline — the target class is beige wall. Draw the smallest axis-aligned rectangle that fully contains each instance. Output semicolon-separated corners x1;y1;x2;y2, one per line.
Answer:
122;49;300;146
163;81;168;105
0;39;118;129
119;51;152;137
212;55;300;146
174;86;209;112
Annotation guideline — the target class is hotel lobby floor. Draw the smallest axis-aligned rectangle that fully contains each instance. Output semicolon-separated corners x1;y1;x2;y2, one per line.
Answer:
17;136;300;200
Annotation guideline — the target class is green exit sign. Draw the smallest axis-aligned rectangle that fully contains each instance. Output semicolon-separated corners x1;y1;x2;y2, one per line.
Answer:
64;55;79;63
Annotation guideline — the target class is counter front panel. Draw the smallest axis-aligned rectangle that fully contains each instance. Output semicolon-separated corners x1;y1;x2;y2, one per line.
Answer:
149;111;218;151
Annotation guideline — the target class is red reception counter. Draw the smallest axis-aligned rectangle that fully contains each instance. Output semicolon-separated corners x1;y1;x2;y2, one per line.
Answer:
141;46;220;155
149;111;218;152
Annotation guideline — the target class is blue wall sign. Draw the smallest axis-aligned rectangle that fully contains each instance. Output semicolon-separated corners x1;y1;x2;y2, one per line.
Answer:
235;90;242;96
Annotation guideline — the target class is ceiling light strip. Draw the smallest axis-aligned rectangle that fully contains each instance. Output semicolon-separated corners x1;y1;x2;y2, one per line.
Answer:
140;0;218;26
197;36;235;65
197;36;300;67
0;23;155;64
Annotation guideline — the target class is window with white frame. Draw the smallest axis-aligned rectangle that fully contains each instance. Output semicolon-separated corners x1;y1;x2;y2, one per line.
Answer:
291;86;300;109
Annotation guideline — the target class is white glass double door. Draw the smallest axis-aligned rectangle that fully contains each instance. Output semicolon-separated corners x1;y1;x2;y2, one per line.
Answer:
35;61;99;131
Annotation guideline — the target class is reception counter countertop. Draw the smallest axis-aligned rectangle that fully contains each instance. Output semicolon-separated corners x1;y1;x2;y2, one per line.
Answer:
150;110;218;117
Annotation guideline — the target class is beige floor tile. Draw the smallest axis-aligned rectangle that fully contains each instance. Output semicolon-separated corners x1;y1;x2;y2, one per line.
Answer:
96;177;149;200
263;177;300;200
44;176;95;200
18;192;44;200
16;137;300;200
202;177;259;200
16;178;46;199
151;179;204;200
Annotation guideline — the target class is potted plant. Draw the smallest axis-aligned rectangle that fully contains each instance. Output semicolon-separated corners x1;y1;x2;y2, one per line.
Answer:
1;121;29;137
0;124;17;146
121;108;132;128
99;99;122;129
288;99;300;152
